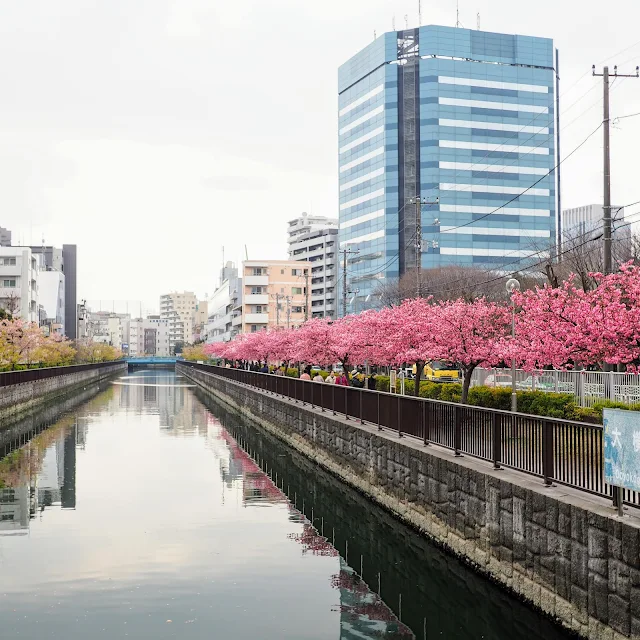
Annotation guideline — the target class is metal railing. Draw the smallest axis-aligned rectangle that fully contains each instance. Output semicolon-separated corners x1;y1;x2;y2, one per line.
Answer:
471;367;640;408
0;361;124;387
179;362;638;509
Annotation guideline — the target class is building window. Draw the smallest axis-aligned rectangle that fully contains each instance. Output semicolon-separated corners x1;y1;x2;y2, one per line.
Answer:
252;268;265;276
291;306;303;313
251;325;258;332
251;286;264;294
2;279;16;287
292;268;302;276
0;258;16;266
292;287;303;295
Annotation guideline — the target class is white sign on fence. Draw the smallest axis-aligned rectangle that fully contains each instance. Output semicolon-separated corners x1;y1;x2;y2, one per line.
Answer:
604;408;640;493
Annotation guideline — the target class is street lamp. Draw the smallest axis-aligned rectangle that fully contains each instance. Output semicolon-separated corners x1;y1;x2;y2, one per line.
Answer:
506;278;521;412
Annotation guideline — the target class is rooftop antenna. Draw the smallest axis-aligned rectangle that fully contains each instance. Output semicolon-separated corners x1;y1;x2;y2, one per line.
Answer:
392;15;396;30
244;244;249;261
456;0;461;27
418;0;422;26
404;14;409;29
477;12;480;29
373;29;376;40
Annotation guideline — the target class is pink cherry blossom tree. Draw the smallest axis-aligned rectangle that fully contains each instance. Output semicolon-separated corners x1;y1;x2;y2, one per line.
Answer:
427;299;511;402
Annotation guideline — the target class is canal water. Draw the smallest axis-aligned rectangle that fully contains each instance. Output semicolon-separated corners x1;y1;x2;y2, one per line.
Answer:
0;370;574;639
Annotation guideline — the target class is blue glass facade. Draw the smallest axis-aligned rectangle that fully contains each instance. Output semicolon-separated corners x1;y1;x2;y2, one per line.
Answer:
338;26;557;314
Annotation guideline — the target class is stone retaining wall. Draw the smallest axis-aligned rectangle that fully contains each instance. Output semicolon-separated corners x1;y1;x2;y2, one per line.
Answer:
0;362;126;423
180;363;640;640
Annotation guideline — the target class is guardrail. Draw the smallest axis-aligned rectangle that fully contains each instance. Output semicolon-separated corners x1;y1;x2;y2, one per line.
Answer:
0;361;124;387
179;361;637;509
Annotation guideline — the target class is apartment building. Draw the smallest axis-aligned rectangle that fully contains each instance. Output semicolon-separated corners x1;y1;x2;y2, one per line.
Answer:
205;262;242;343
287;213;338;319
242;259;311;332
0;247;39;323
128;316;170;357
160;291;204;354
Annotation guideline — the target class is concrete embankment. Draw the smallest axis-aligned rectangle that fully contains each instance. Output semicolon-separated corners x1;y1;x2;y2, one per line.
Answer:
179;363;640;640
0;362;126;423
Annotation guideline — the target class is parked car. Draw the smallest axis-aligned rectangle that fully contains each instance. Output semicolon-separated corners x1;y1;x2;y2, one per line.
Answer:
516;375;574;393
483;373;513;388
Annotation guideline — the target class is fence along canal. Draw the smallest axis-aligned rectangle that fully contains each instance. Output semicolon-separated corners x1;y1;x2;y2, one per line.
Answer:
180;362;639;509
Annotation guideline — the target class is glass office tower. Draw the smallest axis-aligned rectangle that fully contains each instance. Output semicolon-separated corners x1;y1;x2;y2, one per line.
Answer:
338;26;557;314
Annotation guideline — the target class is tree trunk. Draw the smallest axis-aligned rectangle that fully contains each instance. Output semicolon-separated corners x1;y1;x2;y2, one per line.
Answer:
461;366;475;404
413;359;424;397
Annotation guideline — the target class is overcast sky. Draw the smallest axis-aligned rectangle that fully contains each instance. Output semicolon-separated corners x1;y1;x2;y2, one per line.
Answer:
2;0;640;314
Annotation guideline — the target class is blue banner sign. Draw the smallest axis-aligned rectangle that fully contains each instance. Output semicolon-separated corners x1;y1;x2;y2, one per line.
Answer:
604;408;640;492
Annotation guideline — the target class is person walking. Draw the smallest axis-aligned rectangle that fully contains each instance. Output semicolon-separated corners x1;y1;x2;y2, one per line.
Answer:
275;365;285;377
336;371;349;386
300;366;312;381
313;372;324;383
326;371;336;384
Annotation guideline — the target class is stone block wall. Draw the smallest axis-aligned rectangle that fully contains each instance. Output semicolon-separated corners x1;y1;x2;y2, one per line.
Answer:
0;362;126;422
180;364;640;640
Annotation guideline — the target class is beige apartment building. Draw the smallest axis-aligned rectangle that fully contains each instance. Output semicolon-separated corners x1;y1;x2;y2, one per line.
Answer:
242;260;311;333
160;291;207;353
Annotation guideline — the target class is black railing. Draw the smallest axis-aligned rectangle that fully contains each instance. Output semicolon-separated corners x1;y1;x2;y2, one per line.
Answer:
0;361;124;387
179;362;636;508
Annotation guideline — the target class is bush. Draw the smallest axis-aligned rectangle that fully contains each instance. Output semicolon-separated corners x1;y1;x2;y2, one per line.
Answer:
467;386;512;410
516;391;576;419
285;368;299;378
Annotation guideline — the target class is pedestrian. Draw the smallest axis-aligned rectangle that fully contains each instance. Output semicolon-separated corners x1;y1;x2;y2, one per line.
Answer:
367;371;377;390
275;365;285;377
336;372;349;386
300;365;312;381
326;371;336;384
260;363;269;374
313;372;324;383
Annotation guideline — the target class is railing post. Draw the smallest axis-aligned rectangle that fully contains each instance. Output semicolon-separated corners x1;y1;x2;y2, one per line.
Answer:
492;413;501;470
360;390;364;425
542;420;554;486
332;384;336;416
345;386;349;420
422;401;428;446
320;382;325;412
397;397;402;438
454;406;461;456
377;392;381;430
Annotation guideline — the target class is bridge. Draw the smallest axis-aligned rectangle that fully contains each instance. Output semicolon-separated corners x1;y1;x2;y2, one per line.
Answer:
125;356;177;369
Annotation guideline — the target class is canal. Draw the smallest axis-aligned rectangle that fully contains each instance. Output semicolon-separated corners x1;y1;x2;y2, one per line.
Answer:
0;370;574;639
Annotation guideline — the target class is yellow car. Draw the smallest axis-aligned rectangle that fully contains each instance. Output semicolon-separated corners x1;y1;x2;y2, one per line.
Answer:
412;361;460;383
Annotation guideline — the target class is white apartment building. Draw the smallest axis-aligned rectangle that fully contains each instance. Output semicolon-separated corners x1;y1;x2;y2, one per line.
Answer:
160;291;200;354
205;262;242;343
128;316;170;357
562;204;629;243
84;311;130;349
0;247;39;323
287;213;338;319
38;270;65;335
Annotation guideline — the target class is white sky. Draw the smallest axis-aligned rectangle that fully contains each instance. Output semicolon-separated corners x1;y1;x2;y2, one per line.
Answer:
2;0;640;313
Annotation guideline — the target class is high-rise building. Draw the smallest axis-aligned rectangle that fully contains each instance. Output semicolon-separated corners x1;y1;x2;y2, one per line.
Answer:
338;26;557;312
0;247;40;322
287;213;338;319
241;260;311;332
82;310;130;349
159;291;204;354
205;262;243;343
562;204;629;243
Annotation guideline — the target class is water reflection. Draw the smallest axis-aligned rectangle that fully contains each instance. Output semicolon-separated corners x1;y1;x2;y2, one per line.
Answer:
0;370;571;639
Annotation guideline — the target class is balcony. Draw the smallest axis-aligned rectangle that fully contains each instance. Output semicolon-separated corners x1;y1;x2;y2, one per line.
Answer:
232;315;242;327
244;294;269;305
244;275;268;287
244;313;269;324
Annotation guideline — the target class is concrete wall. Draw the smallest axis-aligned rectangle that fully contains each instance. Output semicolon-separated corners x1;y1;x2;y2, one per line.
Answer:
180;364;640;640
0;362;126;422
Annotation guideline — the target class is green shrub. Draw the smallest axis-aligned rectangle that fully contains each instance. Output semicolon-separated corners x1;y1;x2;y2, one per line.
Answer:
285;368;299;378
467;386;512;410
515;391;576;419
439;384;462;403
375;376;390;392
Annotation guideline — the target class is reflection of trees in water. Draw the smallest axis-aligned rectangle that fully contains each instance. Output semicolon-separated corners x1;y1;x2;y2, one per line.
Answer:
287;522;338;557
0;416;74;489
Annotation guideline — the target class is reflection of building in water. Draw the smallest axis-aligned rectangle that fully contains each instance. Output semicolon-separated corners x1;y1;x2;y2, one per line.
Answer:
0;425;77;535
335;559;414;639
113;371;208;436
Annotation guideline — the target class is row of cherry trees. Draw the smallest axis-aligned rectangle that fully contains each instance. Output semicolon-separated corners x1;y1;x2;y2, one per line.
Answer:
0;319;122;370
205;264;640;402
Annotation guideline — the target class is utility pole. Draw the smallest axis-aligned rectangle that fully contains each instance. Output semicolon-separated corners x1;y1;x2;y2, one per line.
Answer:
304;268;310;321
273;293;282;328
408;195;439;297
285;296;291;329
593;64;639;274
341;247;359;317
